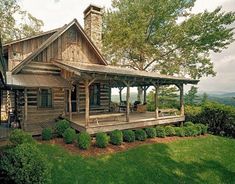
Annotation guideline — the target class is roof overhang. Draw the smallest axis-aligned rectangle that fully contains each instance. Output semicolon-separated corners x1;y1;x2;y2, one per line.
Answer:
53;60;199;87
6;72;71;89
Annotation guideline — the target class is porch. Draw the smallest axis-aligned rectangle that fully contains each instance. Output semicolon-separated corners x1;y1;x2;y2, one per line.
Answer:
67;112;185;134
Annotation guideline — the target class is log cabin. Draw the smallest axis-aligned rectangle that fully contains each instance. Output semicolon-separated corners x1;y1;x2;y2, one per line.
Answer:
1;4;199;135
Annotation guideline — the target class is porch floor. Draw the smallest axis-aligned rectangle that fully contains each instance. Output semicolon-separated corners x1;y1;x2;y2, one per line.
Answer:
67;111;185;134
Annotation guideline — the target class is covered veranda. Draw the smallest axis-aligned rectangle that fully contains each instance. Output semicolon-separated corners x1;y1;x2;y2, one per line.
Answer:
53;60;199;134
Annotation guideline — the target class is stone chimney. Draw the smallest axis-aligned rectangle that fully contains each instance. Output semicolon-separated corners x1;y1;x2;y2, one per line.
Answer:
84;4;103;51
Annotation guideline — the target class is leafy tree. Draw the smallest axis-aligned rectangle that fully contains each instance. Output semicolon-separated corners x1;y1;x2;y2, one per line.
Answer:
0;0;43;42
201;92;208;104
103;0;235;80
184;86;199;105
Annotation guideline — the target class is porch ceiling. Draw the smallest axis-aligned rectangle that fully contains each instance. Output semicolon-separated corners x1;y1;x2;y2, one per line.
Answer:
53;59;199;87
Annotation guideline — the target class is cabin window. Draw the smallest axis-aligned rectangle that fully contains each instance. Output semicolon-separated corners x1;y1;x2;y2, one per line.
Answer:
38;89;52;108
90;84;100;106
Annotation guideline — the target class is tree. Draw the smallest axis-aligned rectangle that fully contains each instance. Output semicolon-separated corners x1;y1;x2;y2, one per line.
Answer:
0;0;43;43
103;0;235;79
184;86;199;105
201;92;208;104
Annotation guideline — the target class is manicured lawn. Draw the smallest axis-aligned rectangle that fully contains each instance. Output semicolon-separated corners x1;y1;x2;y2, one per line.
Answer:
38;135;235;184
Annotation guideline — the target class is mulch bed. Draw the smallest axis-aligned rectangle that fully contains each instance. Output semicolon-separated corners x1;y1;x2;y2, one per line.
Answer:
39;135;208;157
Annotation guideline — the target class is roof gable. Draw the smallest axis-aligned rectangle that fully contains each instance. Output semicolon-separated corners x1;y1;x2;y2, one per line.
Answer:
12;19;107;74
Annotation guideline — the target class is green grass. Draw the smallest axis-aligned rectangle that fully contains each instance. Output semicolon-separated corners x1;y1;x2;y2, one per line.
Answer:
38;135;235;184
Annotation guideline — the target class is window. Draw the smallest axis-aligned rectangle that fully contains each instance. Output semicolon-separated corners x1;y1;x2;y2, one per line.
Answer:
90;84;100;106
38;89;52;108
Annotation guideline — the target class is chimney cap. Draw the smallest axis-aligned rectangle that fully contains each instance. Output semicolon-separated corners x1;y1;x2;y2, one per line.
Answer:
84;4;102;15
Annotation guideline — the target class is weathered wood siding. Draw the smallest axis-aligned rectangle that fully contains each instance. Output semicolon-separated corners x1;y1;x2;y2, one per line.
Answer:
7;33;54;71
34;25;103;64
24;88;65;134
78;81;110;113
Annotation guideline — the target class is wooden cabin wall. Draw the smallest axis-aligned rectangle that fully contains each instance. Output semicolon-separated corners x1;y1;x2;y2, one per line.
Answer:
7;33;54;71
24;88;65;134
34;25;103;65
78;81;110;113
1;90;15;116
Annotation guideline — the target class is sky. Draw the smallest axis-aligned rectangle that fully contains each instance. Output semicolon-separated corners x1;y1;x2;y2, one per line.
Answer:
18;0;235;94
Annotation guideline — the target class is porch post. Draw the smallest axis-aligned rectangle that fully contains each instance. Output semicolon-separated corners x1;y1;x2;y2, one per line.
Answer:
126;83;130;122
154;85;159;119
118;87;123;103
68;89;72;121
179;84;184;116
24;89;28;122
84;79;90;127
143;86;149;104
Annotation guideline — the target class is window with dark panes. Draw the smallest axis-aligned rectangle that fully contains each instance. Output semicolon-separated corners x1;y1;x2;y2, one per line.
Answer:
90;84;100;106
38;89;52;108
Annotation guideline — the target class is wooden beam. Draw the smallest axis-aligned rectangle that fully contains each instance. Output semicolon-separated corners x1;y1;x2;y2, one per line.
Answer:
179;84;184;116
143;86;150;104
118;87;124;102
126;83;130;122
24;88;28;123
76;84;79;114
68;89;72;121
84;79;90;127
154;85;159;119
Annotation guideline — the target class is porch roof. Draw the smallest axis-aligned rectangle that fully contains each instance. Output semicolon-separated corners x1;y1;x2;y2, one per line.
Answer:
53;60;199;85
6;72;71;88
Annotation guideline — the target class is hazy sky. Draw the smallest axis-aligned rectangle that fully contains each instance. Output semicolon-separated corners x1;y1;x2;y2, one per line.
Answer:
19;0;235;93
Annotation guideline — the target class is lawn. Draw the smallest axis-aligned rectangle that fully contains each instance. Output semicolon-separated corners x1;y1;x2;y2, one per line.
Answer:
38;135;235;184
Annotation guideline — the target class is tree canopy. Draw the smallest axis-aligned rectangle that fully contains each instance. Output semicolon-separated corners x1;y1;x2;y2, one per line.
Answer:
0;0;44;43
103;0;235;79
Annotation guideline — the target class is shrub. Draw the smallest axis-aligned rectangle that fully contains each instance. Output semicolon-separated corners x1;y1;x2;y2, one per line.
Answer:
9;129;34;145
77;132;91;150
63;128;76;144
145;127;156;138
55;119;70;137
185;105;202;123
184;121;194;127
156;126;166;138
164;126;175;136
135;129;147;141
42;128;53;140
110;130;123;145
194;124;202;135
183;126;196;137
198;124;208;135
174;127;185;137
96;132;109;148
123;130;135;142
0;143;51;184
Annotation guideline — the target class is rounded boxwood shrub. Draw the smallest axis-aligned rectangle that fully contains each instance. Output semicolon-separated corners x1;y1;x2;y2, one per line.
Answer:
0;143;51;184
198;124;208;135
195;124;202;135
145;127;156;138
110;130;123;145
96;132;109;148
123;130;135;142
184;121;194;127
55;119;70;137
174;127;185;137
9;129;35;145
135;129;147;141
77;132;91;150
42;128;53;140
63;128;76;144
183;126;196;137
164;126;175;136
156;126;166;138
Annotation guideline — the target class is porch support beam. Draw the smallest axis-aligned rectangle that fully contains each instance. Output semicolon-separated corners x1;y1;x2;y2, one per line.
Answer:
126;83;130;122
24;88;28;123
84;79;90;127
68;89;72;121
178;83;184;116
118;87;124;103
152;82;159;119
143;86;150;104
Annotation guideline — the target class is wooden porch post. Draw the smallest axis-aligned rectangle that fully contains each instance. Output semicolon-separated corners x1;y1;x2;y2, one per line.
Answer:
68;89;72;121
179;84;184;116
126;84;130;122
151;83;159;119
24;88;28;124
84;79;90;127
118;87;123;103
143;86;149;104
